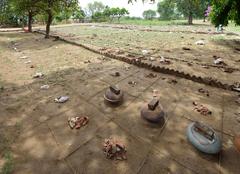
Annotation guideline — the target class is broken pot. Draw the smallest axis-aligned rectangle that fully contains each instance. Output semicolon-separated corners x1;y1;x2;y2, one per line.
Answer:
187;122;222;154
141;98;165;124
104;85;124;104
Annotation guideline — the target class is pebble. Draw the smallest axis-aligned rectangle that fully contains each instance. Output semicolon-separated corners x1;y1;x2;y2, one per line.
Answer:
33;72;44;78
142;50;149;55
195;40;205;45
182;47;191;50
20;56;28;59
214;58;224;65
40;85;49;90
149;57;155;61
24;60;32;64
54;96;69;103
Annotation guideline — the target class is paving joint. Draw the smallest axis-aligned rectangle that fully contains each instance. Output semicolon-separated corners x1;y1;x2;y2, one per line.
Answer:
46;123;76;174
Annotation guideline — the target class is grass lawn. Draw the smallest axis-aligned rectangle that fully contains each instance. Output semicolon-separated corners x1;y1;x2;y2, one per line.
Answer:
226;22;240;33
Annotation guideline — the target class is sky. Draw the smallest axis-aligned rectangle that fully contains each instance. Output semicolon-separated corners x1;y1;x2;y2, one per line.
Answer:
79;0;158;17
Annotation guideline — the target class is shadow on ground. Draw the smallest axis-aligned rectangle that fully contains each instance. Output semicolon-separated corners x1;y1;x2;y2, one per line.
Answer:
0;64;239;174
0;31;239;174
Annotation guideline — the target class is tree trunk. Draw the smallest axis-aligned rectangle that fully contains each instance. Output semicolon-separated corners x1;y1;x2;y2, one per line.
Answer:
110;17;114;23
28;11;33;32
188;12;193;25
45;11;53;39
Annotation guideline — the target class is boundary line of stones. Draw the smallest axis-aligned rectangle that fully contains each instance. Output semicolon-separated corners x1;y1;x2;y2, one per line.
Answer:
34;30;239;93
124;50;240;72
161;56;240;71
67;23;240;36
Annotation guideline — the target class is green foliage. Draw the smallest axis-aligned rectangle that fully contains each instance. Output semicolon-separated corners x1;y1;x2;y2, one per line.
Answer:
34;14;48;24
92;11;108;22
55;3;80;23
131;0;208;24
40;0;78;38
128;0;155;3
72;8;85;22
41;0;78;16
0;0;19;26
9;0;45;30
0;122;21;174
10;0;43;16
175;0;208;18
121;17;187;26
86;1;105;16
0;152;14;174
106;7;129;21
210;0;240;26
92;7;129;22
55;11;71;22
142;9;156;20
225;21;240;32
157;0;181;20
124;16;142;20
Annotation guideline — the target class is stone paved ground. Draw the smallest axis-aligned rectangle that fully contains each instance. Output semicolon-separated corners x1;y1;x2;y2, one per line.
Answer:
0;32;239;174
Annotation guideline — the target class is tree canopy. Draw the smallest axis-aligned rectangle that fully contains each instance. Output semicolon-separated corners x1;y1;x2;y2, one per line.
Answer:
106;7;129;22
142;9;156;20
39;0;78;38
72;7;85;23
157;0;179;20
174;0;208;24
210;0;240;26
0;0;20;26
129;0;209;24
93;7;129;22
86;1;105;16
10;0;44;31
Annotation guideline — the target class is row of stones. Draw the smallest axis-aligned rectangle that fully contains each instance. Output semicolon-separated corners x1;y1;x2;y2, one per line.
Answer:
35;30;238;92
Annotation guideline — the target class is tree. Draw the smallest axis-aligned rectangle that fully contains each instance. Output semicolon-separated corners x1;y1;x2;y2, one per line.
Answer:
86;1;105;17
157;0;177;20
118;8;129;21
175;0;208;24
111;8;129;22
72;7;85;23
130;0;208;24
0;0;8;25
103;7;129;22
41;0;78;38
0;0;19;27
10;0;43;32
55;10;72;23
142;9;156;20
0;0;10;26
92;11;107;22
210;0;240;27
